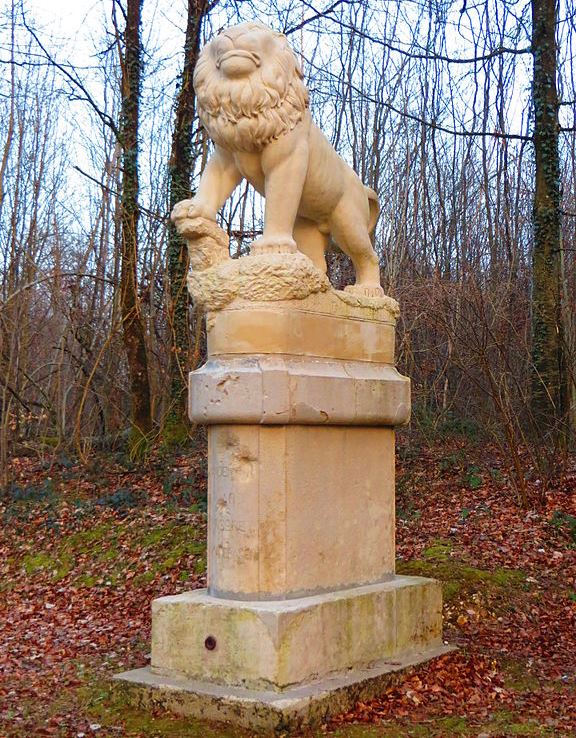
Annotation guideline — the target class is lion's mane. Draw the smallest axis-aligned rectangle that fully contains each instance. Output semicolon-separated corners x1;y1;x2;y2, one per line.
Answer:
193;28;309;153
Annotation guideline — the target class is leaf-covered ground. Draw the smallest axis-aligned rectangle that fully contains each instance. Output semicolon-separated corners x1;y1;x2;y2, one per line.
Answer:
0;437;575;737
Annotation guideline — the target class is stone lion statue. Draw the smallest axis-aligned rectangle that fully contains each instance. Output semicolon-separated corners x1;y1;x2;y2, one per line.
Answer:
171;22;383;296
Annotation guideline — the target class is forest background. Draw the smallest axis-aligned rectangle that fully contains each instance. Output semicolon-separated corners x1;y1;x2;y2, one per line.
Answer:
1;2;576;735
1;0;576;502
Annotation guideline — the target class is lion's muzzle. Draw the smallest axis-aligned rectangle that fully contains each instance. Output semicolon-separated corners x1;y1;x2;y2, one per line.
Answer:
216;48;261;73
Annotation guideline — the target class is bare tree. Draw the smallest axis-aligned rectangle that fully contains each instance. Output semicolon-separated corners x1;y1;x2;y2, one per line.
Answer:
530;0;569;450
163;0;212;446
115;0;153;453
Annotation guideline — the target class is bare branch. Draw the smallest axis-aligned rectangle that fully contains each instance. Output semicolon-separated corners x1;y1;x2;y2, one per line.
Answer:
21;11;120;138
290;1;531;64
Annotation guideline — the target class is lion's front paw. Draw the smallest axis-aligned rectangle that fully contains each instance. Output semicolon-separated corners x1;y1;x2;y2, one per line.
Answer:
250;235;298;255
344;283;385;299
171;199;216;225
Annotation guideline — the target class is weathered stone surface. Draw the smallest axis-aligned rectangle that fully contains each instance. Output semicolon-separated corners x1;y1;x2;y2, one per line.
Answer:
204;425;396;599
177;217;230;271
186;250;332;312
114;643;455;734
190;357;410;426
180;244;404;313
206;292;399;361
150;578;443;690
190;290;409;429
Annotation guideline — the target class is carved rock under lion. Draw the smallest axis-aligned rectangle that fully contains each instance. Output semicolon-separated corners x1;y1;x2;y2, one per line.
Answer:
179;216;400;315
171;22;383;293
177;216;329;311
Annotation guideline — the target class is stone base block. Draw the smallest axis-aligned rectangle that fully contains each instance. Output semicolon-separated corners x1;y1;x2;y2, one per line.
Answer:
114;644;454;734
150;577;442;690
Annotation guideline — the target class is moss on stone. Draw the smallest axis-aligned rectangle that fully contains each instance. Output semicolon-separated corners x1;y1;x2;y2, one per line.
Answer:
45;668;555;738
83;678;255;737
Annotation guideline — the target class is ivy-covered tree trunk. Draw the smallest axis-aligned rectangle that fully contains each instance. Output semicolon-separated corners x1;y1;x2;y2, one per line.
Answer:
530;0;568;447
119;0;152;452
162;0;210;446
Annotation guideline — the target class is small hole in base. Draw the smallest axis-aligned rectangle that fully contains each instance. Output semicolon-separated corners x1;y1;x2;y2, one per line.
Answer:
204;635;217;651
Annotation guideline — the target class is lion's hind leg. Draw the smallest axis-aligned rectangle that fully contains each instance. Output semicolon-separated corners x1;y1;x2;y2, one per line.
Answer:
293;217;329;275
329;198;384;297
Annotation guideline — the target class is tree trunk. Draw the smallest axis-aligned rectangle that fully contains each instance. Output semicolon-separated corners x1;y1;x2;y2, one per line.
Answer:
530;0;568;448
162;0;209;446
119;0;152;452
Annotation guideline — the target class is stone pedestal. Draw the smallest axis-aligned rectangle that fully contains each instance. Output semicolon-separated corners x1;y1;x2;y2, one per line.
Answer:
115;288;451;732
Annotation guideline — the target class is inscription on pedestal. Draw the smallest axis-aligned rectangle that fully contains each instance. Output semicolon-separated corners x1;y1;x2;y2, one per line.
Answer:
215;493;251;562
211;434;258;579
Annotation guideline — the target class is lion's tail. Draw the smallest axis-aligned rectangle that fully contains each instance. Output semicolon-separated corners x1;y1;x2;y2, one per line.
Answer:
365;187;380;233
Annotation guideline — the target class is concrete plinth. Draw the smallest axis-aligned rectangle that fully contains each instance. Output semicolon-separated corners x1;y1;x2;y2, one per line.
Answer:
115;643;454;734
115;289;449;732
150;578;442;689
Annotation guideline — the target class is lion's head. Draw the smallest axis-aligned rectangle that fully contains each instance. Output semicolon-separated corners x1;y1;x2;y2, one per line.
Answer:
194;23;309;153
